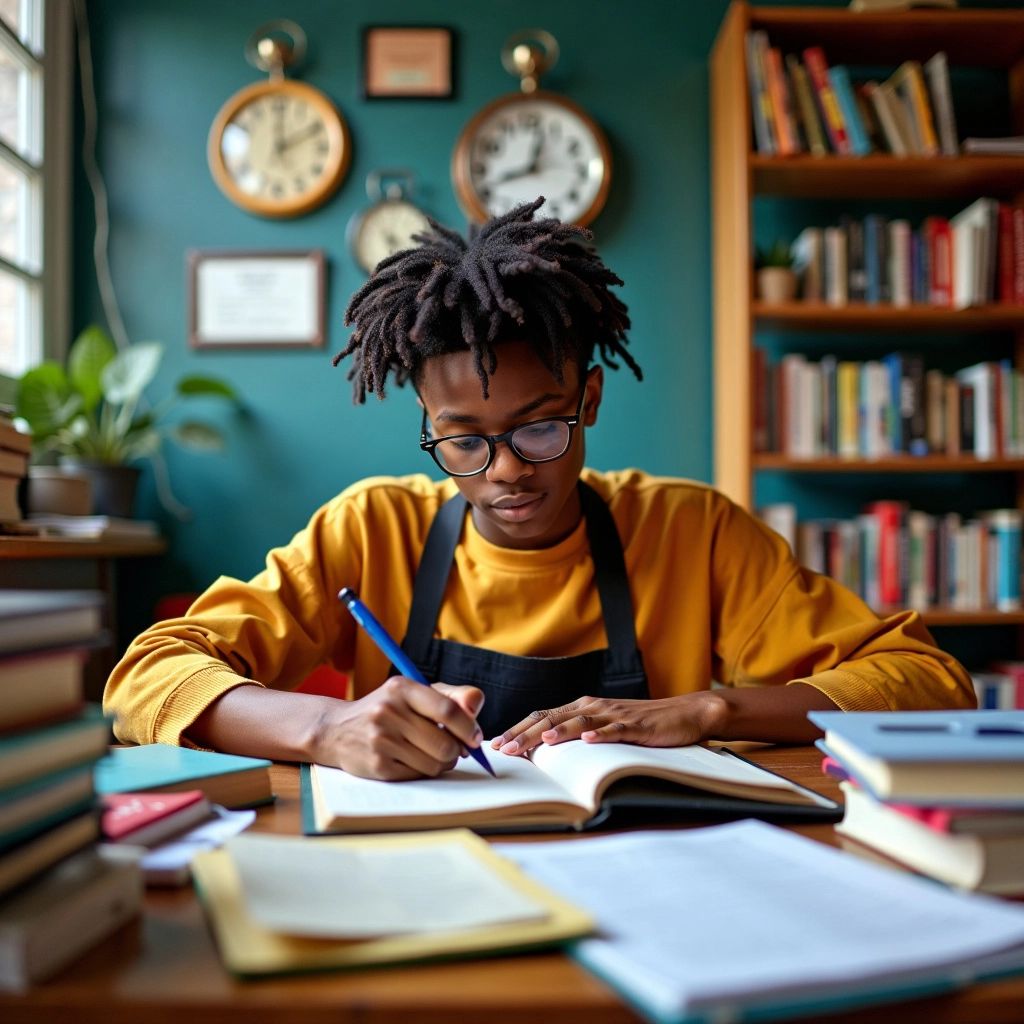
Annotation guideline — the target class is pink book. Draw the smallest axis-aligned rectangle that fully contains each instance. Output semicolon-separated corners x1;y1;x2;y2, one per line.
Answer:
101;790;212;846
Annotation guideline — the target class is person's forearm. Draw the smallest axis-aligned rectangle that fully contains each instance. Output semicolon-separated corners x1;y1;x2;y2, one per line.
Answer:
699;682;839;744
185;684;341;763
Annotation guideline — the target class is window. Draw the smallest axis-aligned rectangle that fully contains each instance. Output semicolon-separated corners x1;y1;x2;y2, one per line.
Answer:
0;0;72;402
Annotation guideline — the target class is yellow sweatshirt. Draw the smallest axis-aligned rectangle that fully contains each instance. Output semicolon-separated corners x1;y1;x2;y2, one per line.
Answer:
104;469;975;745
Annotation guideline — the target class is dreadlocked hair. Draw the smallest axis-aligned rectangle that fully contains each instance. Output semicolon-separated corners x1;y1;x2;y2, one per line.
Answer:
333;196;641;402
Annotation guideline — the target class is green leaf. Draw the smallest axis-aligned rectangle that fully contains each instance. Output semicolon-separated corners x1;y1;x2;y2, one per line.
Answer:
15;363;77;439
68;326;117;413
177;375;238;400
122;427;161;461
102;341;163;404
171;421;224;451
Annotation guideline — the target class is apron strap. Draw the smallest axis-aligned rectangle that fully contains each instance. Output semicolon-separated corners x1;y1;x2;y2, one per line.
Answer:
402;481;640;665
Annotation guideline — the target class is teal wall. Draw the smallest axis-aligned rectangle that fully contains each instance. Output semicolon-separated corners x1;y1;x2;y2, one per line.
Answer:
74;0;1019;621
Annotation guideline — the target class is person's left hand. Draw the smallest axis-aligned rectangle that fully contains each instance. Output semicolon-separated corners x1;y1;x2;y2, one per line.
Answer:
490;693;724;756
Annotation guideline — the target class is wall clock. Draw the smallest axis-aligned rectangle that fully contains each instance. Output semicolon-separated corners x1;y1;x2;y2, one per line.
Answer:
347;170;433;274
208;21;351;219
451;30;612;226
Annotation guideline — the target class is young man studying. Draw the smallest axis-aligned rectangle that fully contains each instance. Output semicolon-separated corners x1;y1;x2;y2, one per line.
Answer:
104;198;975;780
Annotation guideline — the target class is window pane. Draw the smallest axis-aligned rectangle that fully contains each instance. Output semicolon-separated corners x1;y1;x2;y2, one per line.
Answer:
0;45;38;160
0;0;20;40
0;1;43;53
0;158;37;269
0;267;34;377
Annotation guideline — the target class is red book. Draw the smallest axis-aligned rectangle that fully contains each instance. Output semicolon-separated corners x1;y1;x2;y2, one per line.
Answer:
923;216;953;307
101;790;213;847
989;661;1024;709
865;500;907;607
802;47;850;155
998;203;1015;304
1013;206;1024;306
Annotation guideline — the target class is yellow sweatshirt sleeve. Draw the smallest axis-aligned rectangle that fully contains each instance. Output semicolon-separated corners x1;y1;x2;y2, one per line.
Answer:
708;493;976;711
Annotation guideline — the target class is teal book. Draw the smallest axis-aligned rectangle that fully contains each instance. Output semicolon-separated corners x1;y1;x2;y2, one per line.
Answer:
810;710;1024;806
827;65;872;156
0;705;109;791
94;744;274;809
0;762;95;853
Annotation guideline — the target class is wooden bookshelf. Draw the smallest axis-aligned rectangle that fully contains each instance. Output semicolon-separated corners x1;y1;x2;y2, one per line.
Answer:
710;1;1024;627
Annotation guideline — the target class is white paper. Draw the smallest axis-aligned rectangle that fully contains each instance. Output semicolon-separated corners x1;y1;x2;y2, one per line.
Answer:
497;820;1024;1020
225;831;546;939
140;805;255;883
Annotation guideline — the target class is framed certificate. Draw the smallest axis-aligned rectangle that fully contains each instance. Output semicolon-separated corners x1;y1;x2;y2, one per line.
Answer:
362;26;454;100
188;250;327;349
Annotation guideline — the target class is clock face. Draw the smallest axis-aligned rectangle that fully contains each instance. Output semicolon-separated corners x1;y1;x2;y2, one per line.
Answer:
452;92;611;226
351;200;432;274
209;80;351;218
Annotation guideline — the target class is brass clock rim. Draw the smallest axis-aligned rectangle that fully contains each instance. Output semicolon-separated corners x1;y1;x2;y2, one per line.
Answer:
450;89;612;228
207;79;352;219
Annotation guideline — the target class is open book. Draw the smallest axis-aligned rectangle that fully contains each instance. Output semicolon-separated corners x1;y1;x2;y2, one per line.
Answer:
305;740;840;835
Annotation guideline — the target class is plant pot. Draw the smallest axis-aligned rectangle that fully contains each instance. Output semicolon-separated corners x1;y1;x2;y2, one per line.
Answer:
59;460;141;518
756;267;799;303
25;466;93;516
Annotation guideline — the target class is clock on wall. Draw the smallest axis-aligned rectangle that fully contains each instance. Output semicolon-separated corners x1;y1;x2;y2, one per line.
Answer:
208;21;352;219
451;30;612;226
347;170;433;275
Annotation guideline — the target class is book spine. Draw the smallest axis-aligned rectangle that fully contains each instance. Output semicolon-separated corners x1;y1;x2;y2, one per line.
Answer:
745;31;775;155
764;46;798;155
803;47;850;155
888;220;911;307
903;62;940;155
786;54;827;157
828;66;872;156
925;369;946;455
864;82;906;156
923;51;958;156
868;501;906;607
988;510;1023;611
843;216;867;302
925;217;953;307
1014;207;1024;305
997;203;1015;304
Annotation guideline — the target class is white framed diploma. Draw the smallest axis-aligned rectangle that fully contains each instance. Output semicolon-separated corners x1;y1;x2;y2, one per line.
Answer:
188;249;326;348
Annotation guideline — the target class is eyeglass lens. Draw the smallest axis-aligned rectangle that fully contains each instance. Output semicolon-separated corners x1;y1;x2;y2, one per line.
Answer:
433;419;571;474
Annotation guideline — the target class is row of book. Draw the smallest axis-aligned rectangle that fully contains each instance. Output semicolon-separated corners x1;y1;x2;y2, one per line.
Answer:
817;710;1024;896
755;352;1024;460
971;666;1024;711
789;200;1024;308
0;411;30;526
746;32;960;158
759;501;1023;613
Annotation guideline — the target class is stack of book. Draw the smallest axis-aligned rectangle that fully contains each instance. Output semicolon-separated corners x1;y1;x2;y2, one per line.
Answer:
745;31;959;158
813;710;1024;895
0;590;142;991
0;410;30;527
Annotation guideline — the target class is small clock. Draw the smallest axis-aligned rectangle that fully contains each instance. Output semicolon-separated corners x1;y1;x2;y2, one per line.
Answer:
347;170;433;274
450;30;612;226
207;22;352;219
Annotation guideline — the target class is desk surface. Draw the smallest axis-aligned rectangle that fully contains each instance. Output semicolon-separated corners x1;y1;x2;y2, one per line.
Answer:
1;745;1022;1024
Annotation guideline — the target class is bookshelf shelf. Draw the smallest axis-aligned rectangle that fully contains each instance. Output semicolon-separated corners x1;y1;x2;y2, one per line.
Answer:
752;156;1024;200
753;302;1024;332
753;455;1024;474
884;607;1024;627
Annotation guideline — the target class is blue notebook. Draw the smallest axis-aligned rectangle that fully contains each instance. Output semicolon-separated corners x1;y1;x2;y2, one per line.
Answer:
95;744;274;809
810;711;1024;806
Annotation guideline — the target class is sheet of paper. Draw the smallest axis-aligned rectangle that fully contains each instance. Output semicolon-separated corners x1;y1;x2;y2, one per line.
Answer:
312;742;576;821
139;805;256;881
226;831;547;939
497;820;1024;1020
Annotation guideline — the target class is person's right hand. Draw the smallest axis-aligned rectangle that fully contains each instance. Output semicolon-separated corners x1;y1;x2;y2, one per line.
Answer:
310;677;485;781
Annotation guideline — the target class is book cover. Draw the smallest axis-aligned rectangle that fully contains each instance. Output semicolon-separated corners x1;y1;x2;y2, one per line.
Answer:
94;744;274;809
889;61;939;155
764;46;798;155
0;811;100;899
785;54;827;157
744;31;775;155
0;763;95;853
828;66;872;156
100;789;213;846
0;705;110;792
923;51;959;156
0;644;90;735
802;46;850;155
0;591;104;656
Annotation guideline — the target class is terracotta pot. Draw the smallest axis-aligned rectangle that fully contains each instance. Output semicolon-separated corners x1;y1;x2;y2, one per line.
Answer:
59;460;141;518
756;267;799;303
25;467;93;516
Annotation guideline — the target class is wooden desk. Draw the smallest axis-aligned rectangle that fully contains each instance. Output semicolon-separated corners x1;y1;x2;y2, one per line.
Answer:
0;534;167;700
1;746;1022;1024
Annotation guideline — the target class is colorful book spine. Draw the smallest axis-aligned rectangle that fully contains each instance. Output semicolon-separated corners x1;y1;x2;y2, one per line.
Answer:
802;47;850;155
828;65;872;156
786;54;827;157
745;31;775;155
764;46;798;155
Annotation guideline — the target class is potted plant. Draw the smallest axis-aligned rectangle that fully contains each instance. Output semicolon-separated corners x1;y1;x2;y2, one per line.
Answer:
15;324;241;519
755;240;799;303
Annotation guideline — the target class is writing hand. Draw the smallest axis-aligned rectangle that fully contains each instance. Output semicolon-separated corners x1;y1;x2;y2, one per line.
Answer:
490;693;721;756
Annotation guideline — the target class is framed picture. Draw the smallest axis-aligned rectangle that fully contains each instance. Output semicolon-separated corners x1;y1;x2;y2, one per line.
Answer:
362;26;454;100
188;250;327;349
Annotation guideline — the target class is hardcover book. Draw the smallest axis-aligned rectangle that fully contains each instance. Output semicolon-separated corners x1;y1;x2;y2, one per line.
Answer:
304;740;840;835
100;790;213;847
0;591;103;656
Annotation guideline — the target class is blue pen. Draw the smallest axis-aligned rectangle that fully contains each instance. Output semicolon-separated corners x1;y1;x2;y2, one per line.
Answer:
338;587;496;777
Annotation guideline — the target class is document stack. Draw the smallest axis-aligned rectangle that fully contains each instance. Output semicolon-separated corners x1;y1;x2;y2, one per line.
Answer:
0;590;142;992
0;411;30;528
812;710;1024;895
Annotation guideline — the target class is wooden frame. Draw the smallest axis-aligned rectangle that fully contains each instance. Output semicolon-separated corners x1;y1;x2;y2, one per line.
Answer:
362;26;454;100
187;250;327;349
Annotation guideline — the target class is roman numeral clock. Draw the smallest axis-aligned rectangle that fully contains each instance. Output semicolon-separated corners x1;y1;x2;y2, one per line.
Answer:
451;30;612;227
208;21;351;218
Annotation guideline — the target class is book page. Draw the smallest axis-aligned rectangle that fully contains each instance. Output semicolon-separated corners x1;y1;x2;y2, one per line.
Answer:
311;744;583;829
530;740;817;812
225;831;547;939
497;821;1024;1020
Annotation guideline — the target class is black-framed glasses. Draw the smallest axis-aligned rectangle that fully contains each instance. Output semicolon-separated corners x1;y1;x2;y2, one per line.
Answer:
420;385;588;477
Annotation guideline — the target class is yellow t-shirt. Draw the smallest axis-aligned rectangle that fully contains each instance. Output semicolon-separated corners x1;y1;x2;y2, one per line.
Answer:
104;469;975;745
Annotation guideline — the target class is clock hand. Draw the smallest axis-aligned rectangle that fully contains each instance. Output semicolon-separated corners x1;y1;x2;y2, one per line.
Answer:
490;132;545;185
279;122;323;150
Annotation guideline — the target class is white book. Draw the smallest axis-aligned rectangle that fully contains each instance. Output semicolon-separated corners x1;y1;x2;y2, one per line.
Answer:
824;226;848;306
0;847;142;992
497;820;1024;1024
888;219;912;307
956;362;996;459
757;502;797;553
950;198;996;309
923;52;959;156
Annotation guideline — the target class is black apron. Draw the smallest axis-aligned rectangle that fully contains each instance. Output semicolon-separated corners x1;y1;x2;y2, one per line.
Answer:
395;482;649;739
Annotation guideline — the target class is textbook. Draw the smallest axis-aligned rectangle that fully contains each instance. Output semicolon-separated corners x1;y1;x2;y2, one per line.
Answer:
0;811;99;899
100;790;213;847
0;645;89;734
95;744;274;809
837;782;1024;894
810;710;1024;805
497;820;1024;1024
0;764;95;852
0;590;104;654
191;828;593;977
305;740;840;835
0;705;110;791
